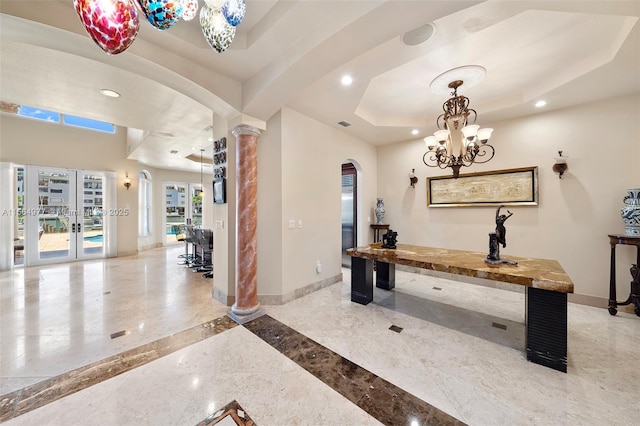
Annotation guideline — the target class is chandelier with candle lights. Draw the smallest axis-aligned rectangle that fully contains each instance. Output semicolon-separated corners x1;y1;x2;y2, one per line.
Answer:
423;67;495;178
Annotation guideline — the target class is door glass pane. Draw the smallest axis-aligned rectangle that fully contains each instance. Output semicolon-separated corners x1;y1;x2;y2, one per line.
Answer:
192;185;202;227
166;183;187;243
81;174;104;255
14;167;25;266
38;170;71;260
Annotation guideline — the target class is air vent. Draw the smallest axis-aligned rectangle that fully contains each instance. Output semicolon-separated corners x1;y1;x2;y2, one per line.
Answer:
170;150;179;154
337;121;351;127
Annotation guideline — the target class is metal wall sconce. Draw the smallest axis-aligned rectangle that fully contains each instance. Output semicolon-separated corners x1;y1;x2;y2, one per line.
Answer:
409;169;418;188
552;151;568;179
124;174;131;190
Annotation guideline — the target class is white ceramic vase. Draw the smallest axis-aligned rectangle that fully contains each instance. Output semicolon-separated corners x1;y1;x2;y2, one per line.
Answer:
621;188;640;235
375;198;385;224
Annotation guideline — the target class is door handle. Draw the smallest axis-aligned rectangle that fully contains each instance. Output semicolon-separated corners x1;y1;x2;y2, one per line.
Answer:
72;223;76;233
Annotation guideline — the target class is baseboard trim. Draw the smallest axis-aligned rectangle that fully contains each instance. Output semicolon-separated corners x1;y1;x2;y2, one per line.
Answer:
259;273;343;305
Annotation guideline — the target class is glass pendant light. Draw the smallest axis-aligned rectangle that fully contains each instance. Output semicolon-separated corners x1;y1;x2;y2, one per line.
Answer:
200;3;236;53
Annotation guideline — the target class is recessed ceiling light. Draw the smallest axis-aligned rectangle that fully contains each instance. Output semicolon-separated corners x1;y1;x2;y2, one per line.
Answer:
535;100;547;108
341;75;353;86
411;129;419;135
191;147;197;150
208;137;213;142
100;89;120;98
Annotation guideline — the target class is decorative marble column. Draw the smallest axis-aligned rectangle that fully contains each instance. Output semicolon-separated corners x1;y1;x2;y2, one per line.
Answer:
228;124;264;324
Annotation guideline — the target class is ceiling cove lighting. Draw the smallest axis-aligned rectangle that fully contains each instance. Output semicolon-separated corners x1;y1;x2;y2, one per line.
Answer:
423;66;495;178
73;0;245;55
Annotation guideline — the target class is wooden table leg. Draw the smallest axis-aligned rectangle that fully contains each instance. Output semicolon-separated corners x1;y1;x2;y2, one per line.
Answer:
608;242;618;315
526;287;567;373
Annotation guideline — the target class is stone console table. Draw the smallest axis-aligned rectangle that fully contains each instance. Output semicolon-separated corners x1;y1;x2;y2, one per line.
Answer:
347;243;574;373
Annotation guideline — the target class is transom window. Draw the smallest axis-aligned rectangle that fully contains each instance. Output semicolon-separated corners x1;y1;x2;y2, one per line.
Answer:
0;102;115;133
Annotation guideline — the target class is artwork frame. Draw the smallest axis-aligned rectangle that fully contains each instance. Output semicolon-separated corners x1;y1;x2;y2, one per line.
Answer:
213;177;226;204
427;166;538;207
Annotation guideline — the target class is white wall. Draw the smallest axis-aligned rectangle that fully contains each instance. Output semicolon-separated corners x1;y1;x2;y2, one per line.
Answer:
377;94;640;302
256;111;284;298
0;113;138;256
267;107;378;297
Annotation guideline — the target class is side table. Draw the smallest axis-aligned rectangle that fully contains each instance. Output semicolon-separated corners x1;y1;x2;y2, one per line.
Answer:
608;234;640;316
370;224;390;243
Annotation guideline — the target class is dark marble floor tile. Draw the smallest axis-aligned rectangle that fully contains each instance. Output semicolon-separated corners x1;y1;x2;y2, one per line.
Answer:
244;315;466;426
242;315;305;355
0;391;20;422
196;400;255;426
356;377;466;426
0;315;238;422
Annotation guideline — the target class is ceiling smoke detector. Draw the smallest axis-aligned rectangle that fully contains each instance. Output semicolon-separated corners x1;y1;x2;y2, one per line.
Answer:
401;23;435;46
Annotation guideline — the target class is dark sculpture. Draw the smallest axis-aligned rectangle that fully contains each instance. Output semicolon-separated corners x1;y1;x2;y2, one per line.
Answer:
495;205;513;248
382;229;398;249
485;205;517;265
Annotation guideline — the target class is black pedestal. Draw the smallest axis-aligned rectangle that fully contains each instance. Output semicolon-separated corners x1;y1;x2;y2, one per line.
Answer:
351;257;373;305
375;262;395;290
526;287;568;373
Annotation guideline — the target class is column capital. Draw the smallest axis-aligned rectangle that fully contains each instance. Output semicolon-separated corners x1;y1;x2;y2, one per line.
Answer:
232;124;262;138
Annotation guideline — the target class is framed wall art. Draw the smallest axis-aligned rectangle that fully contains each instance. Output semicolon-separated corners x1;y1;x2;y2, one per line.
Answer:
213;177;226;204
427;166;538;207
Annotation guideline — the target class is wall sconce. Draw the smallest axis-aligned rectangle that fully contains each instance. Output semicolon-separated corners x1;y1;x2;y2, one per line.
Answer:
124;174;131;190
409;169;418;188
552;151;569;179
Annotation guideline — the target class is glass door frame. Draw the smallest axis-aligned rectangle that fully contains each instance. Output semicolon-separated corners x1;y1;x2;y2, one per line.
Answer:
24;166;109;266
163;181;203;245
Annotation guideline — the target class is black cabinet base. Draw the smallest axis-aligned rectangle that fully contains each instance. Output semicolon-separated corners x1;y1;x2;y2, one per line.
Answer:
376;261;395;290
526;287;567;373
351;257;373;305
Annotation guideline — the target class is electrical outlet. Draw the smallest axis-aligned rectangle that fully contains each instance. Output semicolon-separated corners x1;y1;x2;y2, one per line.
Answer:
297;220;303;228
316;261;322;273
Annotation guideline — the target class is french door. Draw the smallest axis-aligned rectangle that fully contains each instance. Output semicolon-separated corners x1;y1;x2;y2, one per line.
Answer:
164;182;202;244
24;166;111;265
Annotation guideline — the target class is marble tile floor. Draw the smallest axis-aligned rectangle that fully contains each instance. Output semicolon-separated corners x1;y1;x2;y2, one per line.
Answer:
1;245;229;395
1;245;639;425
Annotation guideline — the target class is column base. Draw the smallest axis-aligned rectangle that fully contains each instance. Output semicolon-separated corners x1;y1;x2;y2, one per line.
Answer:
228;304;265;324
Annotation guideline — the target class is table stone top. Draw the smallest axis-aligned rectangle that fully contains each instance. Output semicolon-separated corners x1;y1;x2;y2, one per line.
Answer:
347;243;574;293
